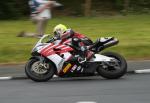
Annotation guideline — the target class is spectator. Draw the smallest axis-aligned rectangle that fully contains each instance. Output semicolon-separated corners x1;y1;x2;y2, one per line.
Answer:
17;0;63;38
29;0;56;37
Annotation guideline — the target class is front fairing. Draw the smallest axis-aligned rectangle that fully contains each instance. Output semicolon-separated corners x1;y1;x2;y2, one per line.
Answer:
32;43;47;53
32;35;53;53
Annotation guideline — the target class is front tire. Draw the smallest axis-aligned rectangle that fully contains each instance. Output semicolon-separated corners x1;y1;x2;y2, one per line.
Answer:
97;52;127;79
25;58;55;82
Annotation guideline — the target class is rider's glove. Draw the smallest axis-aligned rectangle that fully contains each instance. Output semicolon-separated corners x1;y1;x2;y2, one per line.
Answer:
80;46;87;52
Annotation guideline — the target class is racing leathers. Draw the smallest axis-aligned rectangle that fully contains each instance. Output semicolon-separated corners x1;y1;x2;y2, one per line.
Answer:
53;29;93;64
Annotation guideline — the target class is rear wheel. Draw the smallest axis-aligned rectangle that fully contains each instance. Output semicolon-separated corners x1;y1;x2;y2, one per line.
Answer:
25;58;55;82
97;52;127;79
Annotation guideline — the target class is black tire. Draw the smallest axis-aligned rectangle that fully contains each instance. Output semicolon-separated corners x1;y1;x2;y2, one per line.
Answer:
97;52;127;79
25;58;55;82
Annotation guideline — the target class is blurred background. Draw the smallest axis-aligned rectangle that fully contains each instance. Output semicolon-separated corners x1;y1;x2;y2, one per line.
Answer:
1;0;150;19
1;0;150;63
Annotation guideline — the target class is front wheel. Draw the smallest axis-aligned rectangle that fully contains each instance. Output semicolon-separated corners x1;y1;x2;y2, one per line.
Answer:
97;52;127;79
25;58;55;82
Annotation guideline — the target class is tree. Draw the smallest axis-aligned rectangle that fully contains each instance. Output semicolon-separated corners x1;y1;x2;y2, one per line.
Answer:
123;0;130;15
84;0;92;16
0;0;29;19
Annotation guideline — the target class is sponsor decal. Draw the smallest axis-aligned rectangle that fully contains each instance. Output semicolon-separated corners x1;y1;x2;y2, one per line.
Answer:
71;65;77;72
63;63;72;73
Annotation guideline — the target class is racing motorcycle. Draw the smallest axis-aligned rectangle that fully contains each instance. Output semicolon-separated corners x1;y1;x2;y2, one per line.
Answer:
25;35;127;82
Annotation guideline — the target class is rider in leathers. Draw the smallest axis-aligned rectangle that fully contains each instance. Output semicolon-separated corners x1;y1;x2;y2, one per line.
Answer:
52;24;93;64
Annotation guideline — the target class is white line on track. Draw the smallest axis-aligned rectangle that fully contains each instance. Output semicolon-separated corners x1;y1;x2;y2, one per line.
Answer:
135;69;150;74
53;75;58;78
76;101;97;103
128;60;150;62
0;77;12;80
0;69;150;81
0;75;58;81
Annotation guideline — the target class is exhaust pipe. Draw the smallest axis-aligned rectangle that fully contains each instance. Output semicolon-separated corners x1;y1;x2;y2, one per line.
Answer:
103;38;119;49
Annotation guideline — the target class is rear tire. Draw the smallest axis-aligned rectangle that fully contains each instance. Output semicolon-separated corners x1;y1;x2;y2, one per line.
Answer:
25;58;55;82
97;52;127;79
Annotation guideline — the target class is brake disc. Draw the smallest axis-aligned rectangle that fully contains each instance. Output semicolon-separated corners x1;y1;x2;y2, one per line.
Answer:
31;61;49;74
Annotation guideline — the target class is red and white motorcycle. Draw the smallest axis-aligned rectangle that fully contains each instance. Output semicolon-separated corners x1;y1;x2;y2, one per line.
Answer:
25;35;127;82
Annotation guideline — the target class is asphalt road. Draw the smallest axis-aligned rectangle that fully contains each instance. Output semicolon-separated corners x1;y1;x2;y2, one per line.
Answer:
0;61;150;103
0;74;150;103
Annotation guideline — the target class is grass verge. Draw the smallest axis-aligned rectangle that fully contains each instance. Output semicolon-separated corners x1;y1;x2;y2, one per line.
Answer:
0;15;150;63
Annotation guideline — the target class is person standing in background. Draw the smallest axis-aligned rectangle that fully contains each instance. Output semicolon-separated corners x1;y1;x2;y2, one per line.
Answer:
17;0;63;37
29;0;55;37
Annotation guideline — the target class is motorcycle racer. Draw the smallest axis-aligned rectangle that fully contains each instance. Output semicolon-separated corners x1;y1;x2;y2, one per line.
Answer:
25;24;127;82
52;24;93;64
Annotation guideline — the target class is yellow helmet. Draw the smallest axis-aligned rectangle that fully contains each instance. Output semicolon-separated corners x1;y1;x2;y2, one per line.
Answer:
53;24;67;34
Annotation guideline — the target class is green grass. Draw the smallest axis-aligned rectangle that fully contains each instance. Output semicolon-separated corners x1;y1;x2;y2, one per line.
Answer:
1;15;150;63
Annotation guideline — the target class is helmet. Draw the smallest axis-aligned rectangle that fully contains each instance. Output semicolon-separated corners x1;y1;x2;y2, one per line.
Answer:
53;24;67;39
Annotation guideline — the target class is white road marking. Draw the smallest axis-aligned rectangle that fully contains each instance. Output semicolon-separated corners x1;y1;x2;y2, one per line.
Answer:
135;69;150;74
0;77;12;80
0;69;150;81
53;75;58;78
128;60;150;62
76;101;97;103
